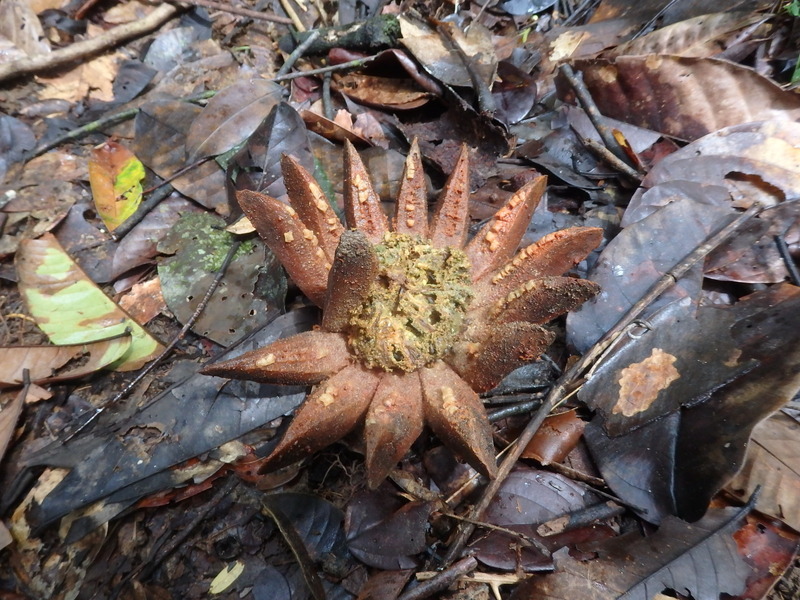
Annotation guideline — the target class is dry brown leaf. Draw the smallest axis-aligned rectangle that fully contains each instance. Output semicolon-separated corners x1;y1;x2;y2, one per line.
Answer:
117;277;167;325
563;55;800;140
0;336;132;389
608;12;765;58
36;52;119;102
0;0;50;58
726;411;800;530
0;388;25;467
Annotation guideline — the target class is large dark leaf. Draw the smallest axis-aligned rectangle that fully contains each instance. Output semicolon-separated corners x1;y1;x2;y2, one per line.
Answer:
345;489;433;569
133;99;229;214
511;501;755;600
567;196;732;353
559;56;800;141
157;212;286;345
185;79;285;160
581;284;800;523
227;101;314;200
23;309;319;533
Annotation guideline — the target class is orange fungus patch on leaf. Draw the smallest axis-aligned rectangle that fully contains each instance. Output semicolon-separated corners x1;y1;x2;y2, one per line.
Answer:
614;347;680;417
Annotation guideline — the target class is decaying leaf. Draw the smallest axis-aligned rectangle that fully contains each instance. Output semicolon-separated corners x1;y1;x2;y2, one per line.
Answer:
560;56;800;140
133;99;229;214
625;121;800;226
87;140;145;232
608;12;765;58
156;212;285;346
511;501;755;600
185;78;285;160
15;234;163;371
0;336;132;388
726;411;800;531
581;284;800;523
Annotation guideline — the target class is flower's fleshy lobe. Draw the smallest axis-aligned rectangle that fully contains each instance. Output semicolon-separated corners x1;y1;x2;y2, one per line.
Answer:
201;139;601;487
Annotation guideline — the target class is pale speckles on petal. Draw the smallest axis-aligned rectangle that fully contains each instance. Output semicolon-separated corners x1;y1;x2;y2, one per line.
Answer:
441;386;458;415
317;386;338;407
256;353;276;367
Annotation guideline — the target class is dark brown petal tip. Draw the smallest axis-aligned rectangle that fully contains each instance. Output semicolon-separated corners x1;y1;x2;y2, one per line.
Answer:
343;140;389;242
428;144;470;248
259;364;381;473
393;138;429;238
200;331;351;385
281;153;344;262
322;230;379;333
419;361;497;478
364;372;424;488
491;276;601;325
237;189;330;306
466;175;546;281
446;322;556;393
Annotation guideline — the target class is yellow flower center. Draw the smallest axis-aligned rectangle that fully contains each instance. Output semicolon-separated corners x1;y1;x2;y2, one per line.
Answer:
347;233;473;372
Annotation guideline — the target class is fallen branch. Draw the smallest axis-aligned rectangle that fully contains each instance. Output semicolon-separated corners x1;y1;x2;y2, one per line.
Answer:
0;3;181;83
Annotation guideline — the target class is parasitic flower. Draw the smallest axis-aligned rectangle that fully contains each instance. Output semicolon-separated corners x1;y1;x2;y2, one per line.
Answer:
201;141;602;487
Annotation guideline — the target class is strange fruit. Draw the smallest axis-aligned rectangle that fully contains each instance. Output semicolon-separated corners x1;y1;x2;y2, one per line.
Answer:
201;141;601;487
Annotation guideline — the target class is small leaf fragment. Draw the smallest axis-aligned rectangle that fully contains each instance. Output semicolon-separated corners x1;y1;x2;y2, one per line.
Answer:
88;140;145;232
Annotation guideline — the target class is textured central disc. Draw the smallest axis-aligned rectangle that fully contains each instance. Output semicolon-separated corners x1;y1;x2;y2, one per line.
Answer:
348;233;473;372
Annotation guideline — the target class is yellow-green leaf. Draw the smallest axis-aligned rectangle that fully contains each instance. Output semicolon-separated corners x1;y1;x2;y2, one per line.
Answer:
209;561;245;594
15;234;163;371
88;140;145;232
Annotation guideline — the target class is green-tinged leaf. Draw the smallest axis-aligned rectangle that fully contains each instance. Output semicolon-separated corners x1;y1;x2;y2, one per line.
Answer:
88;140;145;232
15;234;163;371
208;561;245;594
0;335;132;388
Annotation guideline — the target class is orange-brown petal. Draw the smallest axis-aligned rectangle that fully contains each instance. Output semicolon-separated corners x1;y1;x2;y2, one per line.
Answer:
237;189;330;306
322;230;379;332
419;361;497;478
446;322;556;392
428;144;470;248
364;371;424;488
343;140;389;242
200;331;351;385
465;175;546;281
259;364;381;472
393;139;429;238
281;153;344;262
489;276;601;325
475;227;603;303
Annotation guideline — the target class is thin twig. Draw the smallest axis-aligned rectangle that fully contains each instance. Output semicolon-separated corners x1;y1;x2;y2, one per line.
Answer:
322;71;334;120
559;64;636;170
64;241;243;441
442;203;763;564
276;30;321;77
775;233;800;285
582;137;643;181
272;56;376;82
397;557;477;600
111;183;175;241
109;476;240;599
28;90;216;160
0;3;181;83
537;501;624;537
279;0;306;31
436;23;495;116
176;0;293;24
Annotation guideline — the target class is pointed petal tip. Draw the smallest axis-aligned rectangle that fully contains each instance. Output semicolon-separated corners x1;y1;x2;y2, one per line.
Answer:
420;362;497;479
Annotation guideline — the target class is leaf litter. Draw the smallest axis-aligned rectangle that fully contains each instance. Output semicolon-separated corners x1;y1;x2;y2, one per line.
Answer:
1;0;799;598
